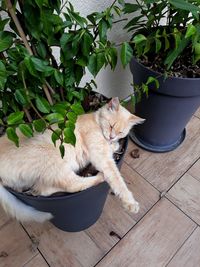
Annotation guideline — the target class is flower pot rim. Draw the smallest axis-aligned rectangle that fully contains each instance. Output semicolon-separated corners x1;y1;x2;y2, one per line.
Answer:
7;136;128;201
131;57;200;81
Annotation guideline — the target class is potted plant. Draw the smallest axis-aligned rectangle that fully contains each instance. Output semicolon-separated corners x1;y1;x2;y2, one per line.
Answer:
121;0;200;152
0;0;130;231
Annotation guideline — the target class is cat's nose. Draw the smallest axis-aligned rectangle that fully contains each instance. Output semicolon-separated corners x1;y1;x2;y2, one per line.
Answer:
110;134;116;140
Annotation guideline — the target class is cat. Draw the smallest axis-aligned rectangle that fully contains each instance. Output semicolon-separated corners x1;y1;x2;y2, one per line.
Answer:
0;97;144;223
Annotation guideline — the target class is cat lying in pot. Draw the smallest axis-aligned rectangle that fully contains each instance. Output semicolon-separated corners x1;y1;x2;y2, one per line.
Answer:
0;97;144;223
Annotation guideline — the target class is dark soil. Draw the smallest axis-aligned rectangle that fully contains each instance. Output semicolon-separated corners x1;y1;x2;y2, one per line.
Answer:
140;47;200;78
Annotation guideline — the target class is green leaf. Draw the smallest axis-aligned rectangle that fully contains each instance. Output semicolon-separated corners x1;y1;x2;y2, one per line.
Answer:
164;37;190;69
155;38;161;53
70;11;87;28
185;24;196;38
120;42;133;67
99;19;108;41
24;56;38;77
54;70;64;86
7;111;24;125
108;47;118;70
51;128;61;146
19;124;33;138
30;57;54;75
146;76;159;89
124;15;143;29
67;111;77;123
163;29;170;51
6;127;19;147
0;31;13;52
173;28;181;49
33;119;46;132
51;103;69;116
36;42;47;58
64;127;76;146
59;144;65;158
123;3;139;13
65;121;75;131
88;52;105;76
0;18;10;31
0;60;7;90
14;89;28;106
169;0;200;13
60;33;73;49
82;31;93;56
71;103;84;115
46;113;64;124
133;34;147;44
35;96;51;113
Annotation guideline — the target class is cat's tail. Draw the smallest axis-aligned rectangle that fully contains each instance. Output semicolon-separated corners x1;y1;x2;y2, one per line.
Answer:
0;184;53;223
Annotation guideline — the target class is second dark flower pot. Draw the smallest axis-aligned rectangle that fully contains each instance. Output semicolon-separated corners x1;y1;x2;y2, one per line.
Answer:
7;136;128;232
130;57;200;152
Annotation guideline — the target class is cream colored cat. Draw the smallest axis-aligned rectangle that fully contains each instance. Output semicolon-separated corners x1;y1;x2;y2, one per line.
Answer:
0;97;144;223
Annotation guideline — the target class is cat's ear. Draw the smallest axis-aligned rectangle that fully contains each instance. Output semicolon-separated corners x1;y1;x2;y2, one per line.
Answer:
107;97;120;111
129;115;145;125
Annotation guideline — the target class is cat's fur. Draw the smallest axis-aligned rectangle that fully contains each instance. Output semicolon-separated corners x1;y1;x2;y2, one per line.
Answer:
0;97;144;222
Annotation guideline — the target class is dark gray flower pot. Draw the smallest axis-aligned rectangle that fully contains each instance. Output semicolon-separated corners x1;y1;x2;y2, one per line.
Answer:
129;57;200;152
7;136;128;232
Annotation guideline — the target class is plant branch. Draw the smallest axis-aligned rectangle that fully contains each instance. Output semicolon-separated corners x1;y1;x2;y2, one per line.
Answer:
113;18;128;24
5;0;33;55
23;108;32;122
6;0;54;105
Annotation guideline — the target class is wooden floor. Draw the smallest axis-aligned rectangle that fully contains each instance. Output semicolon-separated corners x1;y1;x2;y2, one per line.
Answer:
1;109;200;267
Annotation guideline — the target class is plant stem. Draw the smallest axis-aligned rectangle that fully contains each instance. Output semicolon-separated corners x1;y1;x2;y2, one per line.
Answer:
42;84;54;105
113;18;128;24
5;0;33;55
23;108;32;122
22;71;62;141
110;0;118;10
5;0;54;105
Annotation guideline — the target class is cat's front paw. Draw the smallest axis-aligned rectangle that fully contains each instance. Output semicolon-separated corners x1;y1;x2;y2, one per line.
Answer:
123;200;140;214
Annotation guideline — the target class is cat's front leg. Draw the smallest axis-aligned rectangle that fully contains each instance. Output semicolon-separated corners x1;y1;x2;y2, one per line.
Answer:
91;157;139;214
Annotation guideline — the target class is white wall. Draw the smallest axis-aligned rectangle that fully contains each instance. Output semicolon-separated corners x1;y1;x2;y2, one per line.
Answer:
70;0;133;99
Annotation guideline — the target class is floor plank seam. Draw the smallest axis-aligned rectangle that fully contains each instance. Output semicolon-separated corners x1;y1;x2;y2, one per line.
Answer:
188;171;200;184
20;223;51;267
194;114;200;119
93;197;162;267
164;155;200;194
124;161;161;193
21;252;39;267
0;218;12;231
165;196;199;226
164;224;198;267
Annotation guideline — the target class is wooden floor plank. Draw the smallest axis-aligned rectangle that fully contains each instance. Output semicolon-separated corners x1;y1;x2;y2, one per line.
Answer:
0;221;38;267
135;116;200;192
124;138;151;170
22;162;159;267
96;198;196;267
195;107;200;118
86;194;135;254
188;159;200;182
23;254;48;267
85;162;159;254
0;206;11;229
121;162;160;222
22;221;102;267
167;227;200;267
167;173;200;225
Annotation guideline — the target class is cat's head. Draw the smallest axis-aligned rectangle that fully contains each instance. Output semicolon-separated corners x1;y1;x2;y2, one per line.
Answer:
97;97;145;142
